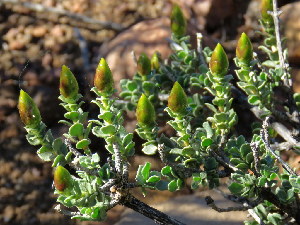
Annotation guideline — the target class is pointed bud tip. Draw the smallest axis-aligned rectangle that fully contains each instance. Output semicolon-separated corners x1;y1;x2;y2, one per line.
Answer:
59;65;79;99
171;4;187;37
136;94;156;127
261;0;273;23
151;52;161;71
137;53;151;77
94;58;114;93
18;89;41;127
209;43;228;76
236;32;253;63
168;81;188;115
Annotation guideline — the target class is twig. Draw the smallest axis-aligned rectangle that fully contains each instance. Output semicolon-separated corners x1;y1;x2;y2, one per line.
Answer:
196;33;207;67
269;0;291;87
54;204;80;217
205;196;253;212
207;148;238;172
250;142;261;176
122;194;185;225
112;143;122;174
1;0;124;31
261;117;297;176
64;139;82;157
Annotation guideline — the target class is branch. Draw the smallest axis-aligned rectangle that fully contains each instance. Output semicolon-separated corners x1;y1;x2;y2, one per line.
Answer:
122;194;185;225
261;117;297;176
205;196;252;212
1;0;124;32
269;0;291;87
250;142;261;176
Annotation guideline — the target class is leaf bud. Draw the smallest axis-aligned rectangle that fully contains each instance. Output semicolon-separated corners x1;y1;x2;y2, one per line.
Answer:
236;32;253;64
59;65;79;99
137;53;151;77
168;82;188;115
170;4;187;37
151;51;161;71
209;43;228;76
94;58;114;94
18;90;41;127
54;166;72;192
261;0;273;24
136;94;156;127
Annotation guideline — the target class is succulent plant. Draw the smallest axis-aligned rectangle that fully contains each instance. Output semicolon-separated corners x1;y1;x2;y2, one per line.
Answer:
261;0;274;24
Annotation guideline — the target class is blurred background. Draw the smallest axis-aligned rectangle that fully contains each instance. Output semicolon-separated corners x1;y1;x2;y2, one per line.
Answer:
0;0;300;224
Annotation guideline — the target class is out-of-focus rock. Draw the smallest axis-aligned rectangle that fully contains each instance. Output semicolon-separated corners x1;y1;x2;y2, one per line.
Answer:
281;2;300;65
99;17;172;90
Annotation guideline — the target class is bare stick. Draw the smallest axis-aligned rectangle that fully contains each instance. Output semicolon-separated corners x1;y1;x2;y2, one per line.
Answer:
261;117;297;176
250;142;261;176
1;0;124;31
196;33;207;67
269;0;291;87
205;196;252;212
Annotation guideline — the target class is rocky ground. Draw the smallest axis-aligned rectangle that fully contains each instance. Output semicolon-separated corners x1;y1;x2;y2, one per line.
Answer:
0;0;300;224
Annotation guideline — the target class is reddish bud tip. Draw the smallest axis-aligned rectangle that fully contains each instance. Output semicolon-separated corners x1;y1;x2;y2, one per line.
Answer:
59;65;79;99
137;53;151;77
168;82;188;115
236;32;253;64
209;43;228;76
18;90;41;127
136;94;156;127
94;58;114;93
171;4;187;37
54;166;72;192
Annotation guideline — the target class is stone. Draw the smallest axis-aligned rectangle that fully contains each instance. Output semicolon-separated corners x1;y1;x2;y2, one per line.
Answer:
99;17;172;91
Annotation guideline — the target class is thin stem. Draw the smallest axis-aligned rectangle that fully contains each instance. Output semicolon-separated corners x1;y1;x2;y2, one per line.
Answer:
122;194;185;225
269;0;291;87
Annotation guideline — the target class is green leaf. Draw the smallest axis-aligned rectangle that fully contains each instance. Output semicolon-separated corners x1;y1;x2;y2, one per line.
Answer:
122;133;133;147
240;144;251;158
100;125;116;135
69;123;84;137
267;213;282;225
126;81;138;91
37;146;54;161
204;157;218;171
52;138;67;155
142;162;151;181
168;180;178;192
230;158;244;165
161;166;172;177
236;163;248;171
257;177;267;187
99;111;114;123
142;144;157;155
204;103;217;113
228;182;244;194
76;139;91;149
155;180;168;191
64;112;79;121
201;138;213;147
146;176;161;183
203;122;213;138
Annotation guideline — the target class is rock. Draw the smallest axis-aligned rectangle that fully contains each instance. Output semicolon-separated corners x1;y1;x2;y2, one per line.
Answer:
3;205;15;223
99;17;172;90
281;2;300;65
